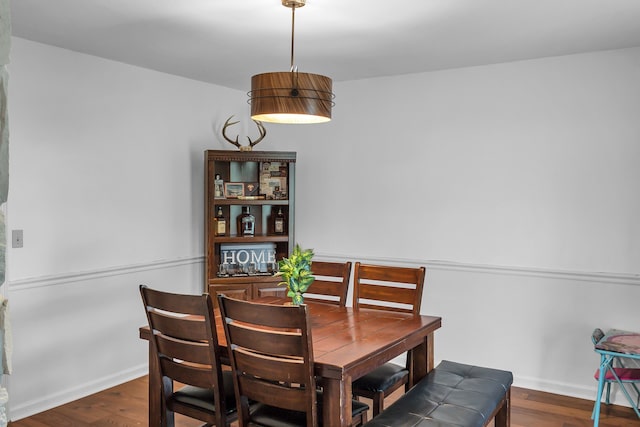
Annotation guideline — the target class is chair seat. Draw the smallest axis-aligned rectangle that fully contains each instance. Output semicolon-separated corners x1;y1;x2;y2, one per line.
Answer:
249;392;370;427
170;370;238;415
594;367;640;382
353;363;408;392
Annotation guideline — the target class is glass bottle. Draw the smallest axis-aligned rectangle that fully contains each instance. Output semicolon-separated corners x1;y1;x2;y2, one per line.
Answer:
213;206;226;236
274;207;286;235
237;206;255;236
214;174;225;199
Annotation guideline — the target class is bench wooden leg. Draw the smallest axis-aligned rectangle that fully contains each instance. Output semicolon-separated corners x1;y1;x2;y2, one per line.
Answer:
494;387;511;427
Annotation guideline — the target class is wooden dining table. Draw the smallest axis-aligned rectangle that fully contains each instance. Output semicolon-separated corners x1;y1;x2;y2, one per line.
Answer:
139;296;442;426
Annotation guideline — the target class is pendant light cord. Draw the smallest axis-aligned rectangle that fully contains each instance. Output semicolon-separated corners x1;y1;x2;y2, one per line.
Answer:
290;5;296;71
290;5;299;94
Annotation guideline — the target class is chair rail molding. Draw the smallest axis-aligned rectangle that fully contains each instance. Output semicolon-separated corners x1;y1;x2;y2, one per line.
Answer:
314;253;640;287
7;256;205;292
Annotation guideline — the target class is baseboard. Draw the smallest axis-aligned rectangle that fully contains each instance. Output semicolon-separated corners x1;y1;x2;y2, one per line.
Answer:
515;374;633;408
8;364;148;421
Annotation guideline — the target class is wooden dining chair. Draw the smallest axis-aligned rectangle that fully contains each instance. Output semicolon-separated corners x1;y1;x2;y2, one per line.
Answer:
351;262;426;417
139;285;239;426
304;260;352;306
217;294;369;427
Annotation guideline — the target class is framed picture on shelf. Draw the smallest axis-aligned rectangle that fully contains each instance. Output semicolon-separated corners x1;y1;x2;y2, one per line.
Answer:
260;162;288;199
224;182;244;198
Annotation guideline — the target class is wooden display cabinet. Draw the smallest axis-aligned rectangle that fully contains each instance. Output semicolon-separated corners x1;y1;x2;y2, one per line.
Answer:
204;150;295;300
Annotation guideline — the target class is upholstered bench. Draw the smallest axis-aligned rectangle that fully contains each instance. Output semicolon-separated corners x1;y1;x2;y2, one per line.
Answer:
363;360;513;427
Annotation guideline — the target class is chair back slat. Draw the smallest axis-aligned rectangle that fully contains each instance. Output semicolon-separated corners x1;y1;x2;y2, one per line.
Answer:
148;311;209;342
155;334;213;366
161;358;215;389
358;283;419;307
353;262;425;316
357;263;423;284
143;287;206;315
304;261;352;306
234;348;308;384
224;298;307;329
218;295;317;426
226;322;305;358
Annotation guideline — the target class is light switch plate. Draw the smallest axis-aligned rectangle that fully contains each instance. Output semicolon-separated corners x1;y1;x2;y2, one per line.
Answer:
12;229;23;248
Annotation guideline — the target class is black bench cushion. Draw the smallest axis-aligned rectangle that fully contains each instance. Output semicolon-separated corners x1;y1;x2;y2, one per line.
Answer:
364;360;513;427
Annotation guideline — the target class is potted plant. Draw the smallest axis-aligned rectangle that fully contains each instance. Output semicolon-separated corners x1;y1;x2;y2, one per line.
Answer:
276;244;315;305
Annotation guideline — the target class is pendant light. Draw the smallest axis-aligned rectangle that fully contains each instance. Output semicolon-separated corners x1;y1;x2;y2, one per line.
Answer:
248;0;334;124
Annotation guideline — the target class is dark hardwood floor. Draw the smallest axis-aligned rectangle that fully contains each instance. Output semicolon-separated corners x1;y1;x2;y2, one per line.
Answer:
8;375;640;426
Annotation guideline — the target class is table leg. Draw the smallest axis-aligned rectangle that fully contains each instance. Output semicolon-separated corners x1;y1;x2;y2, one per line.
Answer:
322;375;352;427
410;332;435;386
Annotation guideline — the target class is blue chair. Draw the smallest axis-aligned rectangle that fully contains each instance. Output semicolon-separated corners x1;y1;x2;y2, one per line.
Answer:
591;328;640;425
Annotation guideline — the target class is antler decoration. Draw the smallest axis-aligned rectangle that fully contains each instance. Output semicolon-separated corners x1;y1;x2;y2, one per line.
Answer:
222;116;267;151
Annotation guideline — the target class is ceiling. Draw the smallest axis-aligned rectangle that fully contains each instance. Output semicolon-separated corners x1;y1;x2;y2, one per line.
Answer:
10;0;640;91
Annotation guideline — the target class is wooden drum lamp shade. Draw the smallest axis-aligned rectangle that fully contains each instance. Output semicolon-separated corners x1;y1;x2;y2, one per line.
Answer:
248;0;334;124
249;72;333;124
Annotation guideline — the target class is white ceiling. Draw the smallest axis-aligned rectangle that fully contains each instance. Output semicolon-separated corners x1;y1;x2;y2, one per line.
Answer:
10;0;640;91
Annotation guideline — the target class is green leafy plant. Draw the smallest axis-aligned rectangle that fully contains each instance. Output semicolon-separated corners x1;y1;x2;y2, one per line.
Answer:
276;244;315;305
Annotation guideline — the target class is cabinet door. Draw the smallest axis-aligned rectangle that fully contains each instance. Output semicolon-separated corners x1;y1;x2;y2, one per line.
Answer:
254;282;287;299
208;284;251;306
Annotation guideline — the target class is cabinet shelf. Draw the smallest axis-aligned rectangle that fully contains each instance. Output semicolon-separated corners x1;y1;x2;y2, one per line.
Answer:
213;234;289;243
213;199;289;206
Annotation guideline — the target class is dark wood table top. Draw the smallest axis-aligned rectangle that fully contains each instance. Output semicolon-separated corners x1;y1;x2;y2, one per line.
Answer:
140;296;441;378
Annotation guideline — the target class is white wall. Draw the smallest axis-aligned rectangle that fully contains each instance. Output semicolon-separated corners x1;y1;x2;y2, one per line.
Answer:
273;48;640;274
5;37;255;419
268;47;640;401
7;38;251;278
5;37;640;420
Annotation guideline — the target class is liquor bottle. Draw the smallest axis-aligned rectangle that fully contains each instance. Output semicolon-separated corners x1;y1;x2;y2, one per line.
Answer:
214;174;224;199
274;207;286;235
213;206;227;236
237;206;255;236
